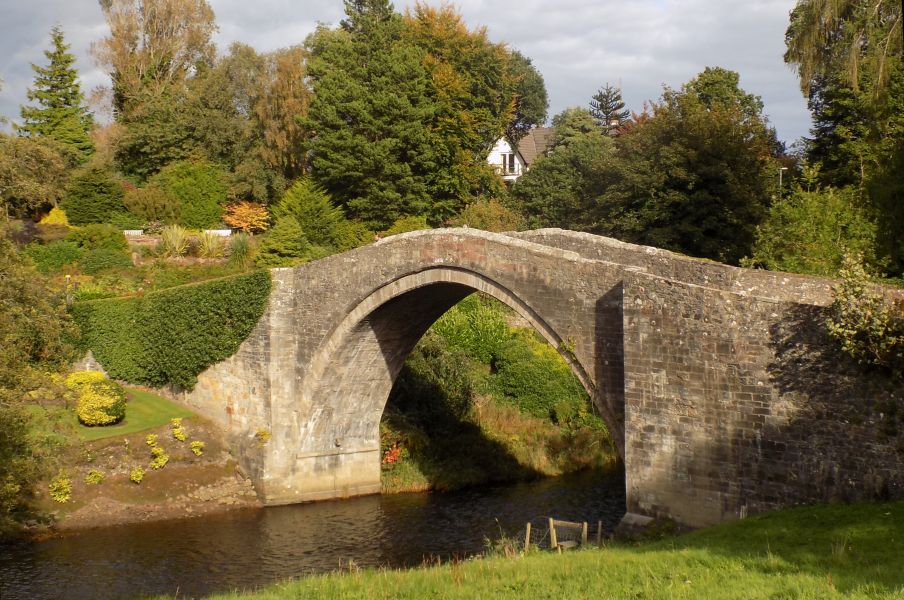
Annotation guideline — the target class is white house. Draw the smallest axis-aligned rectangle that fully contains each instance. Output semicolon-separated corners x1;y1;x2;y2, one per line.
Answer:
487;127;555;182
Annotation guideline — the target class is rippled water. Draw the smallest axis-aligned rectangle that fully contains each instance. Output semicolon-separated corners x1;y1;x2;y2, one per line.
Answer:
0;470;625;600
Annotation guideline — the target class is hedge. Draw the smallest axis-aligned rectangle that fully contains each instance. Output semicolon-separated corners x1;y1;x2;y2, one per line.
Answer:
71;270;271;390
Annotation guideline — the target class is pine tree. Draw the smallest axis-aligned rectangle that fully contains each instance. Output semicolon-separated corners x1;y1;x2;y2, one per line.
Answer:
19;26;94;161
589;83;630;135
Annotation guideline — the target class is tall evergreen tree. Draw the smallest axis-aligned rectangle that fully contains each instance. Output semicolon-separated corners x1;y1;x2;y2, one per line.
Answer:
589;83;629;135
18;26;94;161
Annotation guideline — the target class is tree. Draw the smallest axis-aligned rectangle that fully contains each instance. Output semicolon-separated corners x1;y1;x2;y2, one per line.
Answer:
0;136;69;217
785;0;902;94
589;83;629;134
0;233;77;533
61;167;126;225
19;26;94;161
683;67;765;124
254;216;315;267
745;178;879;276
271;178;357;249
591;78;778;264
223;201;270;233
148;160;226;229
511;111;612;230
92;0;218;114
254;46;312;182
305;4;436;229
505;50;549;143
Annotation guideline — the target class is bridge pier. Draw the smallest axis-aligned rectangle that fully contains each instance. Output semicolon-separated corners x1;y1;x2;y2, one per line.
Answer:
260;447;382;504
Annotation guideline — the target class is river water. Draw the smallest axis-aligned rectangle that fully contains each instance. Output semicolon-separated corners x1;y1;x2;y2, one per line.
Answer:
0;469;625;600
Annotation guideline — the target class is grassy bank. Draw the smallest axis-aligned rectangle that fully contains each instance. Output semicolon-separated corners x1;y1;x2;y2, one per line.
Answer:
193;500;904;599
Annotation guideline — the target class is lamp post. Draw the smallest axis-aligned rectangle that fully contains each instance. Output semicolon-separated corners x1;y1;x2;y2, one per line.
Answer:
778;167;789;196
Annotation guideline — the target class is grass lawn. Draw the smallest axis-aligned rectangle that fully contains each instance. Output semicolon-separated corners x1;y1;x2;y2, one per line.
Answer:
195;500;904;599
74;387;194;441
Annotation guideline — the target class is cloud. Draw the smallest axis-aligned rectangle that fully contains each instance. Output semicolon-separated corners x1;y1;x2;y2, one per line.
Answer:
0;0;811;142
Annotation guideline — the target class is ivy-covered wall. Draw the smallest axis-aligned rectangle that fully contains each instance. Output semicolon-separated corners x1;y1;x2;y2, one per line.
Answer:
71;271;271;390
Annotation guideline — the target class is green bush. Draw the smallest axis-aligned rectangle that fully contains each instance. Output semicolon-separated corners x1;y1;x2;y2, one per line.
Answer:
827;254;904;375
48;475;72;503
129;467;144;484
255;217;314;268
380;215;430;237
107;211;144;230
433;295;511;363
61;167;126;225
66;224;128;252
228;233;252;268
124;186;179;224
71;270;271;389
23;240;82;273
84;469;104;485
76;379;126;426
272;178;349;248
491;330;588;420
79;248;133;274
148;160;226;229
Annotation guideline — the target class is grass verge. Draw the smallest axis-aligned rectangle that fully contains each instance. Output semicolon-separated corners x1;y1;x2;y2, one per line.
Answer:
73;387;194;441
195;500;904;599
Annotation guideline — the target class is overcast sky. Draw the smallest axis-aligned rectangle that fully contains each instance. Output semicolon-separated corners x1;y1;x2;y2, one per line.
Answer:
0;0;812;144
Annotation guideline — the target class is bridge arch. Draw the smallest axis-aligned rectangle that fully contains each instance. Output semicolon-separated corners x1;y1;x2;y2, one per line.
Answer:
284;266;602;500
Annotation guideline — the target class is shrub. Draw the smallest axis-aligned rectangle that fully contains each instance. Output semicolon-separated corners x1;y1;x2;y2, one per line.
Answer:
149;160;226;229
71;270;271;389
146;434;158;446
61;167;126;225
40;207;70;226
491;330;588;420
447;199;524;232
827;254;904;375
223;201;270;234
34;223;71;244
107;211;144;230
84;469;104;485
197;231;223;258
433;294;511;363
76;379;126;426
149;445;169;470
272;178;347;247
124;186;179;224
79;248;133;274
254;217;313;268
380;215;430;237
48;475;72;503
190;440;204;456
67;224;128;252
228;233;252;268
23;240;82;273
129;467;144;484
64;370;107;392
333;219;374;251
159;224;189;258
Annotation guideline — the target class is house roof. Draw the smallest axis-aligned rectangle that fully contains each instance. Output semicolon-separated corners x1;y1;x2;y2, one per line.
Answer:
516;127;555;166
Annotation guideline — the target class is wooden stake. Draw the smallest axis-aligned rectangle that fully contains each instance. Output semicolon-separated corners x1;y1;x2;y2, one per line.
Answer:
549;517;557;550
596;520;603;546
524;522;531;551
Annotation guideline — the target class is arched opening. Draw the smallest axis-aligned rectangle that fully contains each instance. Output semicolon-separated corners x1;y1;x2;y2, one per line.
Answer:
293;267;623;503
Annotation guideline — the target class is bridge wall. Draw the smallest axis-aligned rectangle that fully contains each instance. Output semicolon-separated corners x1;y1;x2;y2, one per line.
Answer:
178;228;904;528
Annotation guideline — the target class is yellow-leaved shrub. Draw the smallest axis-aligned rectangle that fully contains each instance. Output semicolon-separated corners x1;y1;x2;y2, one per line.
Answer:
76;379;126;426
64;370;107;392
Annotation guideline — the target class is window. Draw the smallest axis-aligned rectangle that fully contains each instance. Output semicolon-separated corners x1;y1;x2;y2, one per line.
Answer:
501;153;517;175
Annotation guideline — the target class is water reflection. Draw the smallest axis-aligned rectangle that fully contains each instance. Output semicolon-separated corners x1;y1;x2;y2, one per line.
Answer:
0;470;624;600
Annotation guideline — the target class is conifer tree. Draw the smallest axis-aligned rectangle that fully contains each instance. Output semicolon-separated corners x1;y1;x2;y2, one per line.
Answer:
19;26;94;161
589;83;630;135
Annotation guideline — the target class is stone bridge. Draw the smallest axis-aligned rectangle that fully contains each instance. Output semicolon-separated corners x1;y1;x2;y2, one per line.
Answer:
183;228;904;528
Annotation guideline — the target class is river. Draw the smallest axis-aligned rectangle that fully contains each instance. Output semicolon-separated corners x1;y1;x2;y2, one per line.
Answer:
0;469;625;600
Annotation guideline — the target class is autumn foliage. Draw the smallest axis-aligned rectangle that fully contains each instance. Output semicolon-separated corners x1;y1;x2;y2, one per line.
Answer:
223;201;270;233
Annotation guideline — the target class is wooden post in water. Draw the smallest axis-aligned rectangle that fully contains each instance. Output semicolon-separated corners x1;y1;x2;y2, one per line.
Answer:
524;522;532;552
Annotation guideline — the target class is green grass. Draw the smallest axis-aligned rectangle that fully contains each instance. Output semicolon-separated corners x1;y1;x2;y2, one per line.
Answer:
195;501;904;599
74;387;194;441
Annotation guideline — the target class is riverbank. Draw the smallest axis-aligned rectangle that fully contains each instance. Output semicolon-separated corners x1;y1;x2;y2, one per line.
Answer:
193;500;904;599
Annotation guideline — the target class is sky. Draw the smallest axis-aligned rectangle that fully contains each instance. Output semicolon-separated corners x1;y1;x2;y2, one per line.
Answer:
0;0;812;144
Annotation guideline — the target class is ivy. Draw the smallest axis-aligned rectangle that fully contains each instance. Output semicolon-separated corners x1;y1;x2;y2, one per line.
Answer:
71;270;271;390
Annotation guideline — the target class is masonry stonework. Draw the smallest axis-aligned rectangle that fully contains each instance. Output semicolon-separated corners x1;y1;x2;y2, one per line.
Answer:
178;228;904;528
